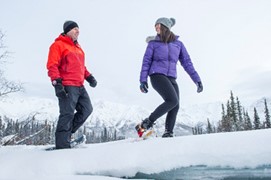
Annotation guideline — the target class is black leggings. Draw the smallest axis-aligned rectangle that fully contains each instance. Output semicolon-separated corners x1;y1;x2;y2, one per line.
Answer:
149;74;179;133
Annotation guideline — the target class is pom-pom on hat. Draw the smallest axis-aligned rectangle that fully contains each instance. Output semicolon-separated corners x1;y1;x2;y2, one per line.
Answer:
63;20;79;34
155;17;176;29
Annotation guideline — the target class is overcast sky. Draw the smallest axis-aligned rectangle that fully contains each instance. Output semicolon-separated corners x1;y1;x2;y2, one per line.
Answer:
1;0;271;109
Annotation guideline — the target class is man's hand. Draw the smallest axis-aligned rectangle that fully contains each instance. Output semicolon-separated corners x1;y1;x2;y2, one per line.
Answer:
86;75;97;88
52;78;67;98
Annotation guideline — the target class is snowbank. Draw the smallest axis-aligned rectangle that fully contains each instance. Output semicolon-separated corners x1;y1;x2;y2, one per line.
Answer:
0;129;271;179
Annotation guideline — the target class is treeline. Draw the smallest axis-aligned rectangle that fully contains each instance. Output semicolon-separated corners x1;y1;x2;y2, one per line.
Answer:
87;127;125;144
0;115;124;146
193;91;271;135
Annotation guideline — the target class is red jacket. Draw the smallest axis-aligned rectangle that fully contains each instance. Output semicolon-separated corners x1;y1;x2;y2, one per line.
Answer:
47;34;91;86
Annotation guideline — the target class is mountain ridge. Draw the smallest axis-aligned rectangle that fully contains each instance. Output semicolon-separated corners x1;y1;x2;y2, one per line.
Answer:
0;95;270;137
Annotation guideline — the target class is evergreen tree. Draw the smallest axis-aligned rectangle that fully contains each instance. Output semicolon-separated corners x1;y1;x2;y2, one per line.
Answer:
217;104;226;133
253;107;261;129
243;109;247;130
102;127;108;142
114;129;117;141
39;120;50;145
243;111;252;130
264;99;271;128
47;122;53;144
221;104;226;121
223;101;232;132
192;127;197;135
83;126;87;135
218;107;224;132
50;122;56;144
207;118;212;134
236;97;244;131
88;130;96;143
217;120;223;133
4;119;13;136
229;91;238;131
15;120;20;136
192;123;203;135
0;116;3;139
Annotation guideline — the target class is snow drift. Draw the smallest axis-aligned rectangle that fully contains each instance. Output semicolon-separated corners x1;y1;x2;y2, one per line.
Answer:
0;129;271;179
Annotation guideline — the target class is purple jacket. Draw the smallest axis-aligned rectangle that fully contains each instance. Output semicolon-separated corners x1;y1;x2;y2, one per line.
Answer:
140;35;201;84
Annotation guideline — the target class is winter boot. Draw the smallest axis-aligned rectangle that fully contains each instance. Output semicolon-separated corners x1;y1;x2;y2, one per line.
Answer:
135;118;153;137
162;131;173;138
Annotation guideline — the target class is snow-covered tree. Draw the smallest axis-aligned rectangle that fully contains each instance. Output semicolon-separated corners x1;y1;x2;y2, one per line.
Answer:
102;127;108;142
218;104;229;132
264;99;271;128
0;30;23;98
207;118;213;134
224;101;233;132
253;107;261;130
229;91;238;131
243;110;252;131
0;116;3;139
236;97;244;131
4;119;14;136
113;129;117;140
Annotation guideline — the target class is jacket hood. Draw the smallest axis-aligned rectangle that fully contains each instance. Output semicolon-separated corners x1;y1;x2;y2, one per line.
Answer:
55;34;77;45
145;36;156;43
145;35;179;43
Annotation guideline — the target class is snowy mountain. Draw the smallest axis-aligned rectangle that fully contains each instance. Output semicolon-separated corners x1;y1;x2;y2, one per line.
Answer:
0;95;270;138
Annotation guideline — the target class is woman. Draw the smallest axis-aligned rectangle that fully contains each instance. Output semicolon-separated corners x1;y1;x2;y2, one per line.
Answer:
136;17;203;138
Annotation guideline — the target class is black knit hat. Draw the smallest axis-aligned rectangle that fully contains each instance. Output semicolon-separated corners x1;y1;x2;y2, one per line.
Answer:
63;20;79;34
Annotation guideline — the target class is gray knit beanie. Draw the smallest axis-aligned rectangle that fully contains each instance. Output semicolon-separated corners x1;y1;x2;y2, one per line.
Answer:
63;20;79;34
155;17;176;29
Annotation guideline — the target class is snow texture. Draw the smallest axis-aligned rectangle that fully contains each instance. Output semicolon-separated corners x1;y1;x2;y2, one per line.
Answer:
0;129;271;180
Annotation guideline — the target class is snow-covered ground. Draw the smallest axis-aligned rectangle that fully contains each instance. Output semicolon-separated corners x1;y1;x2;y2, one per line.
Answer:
0;129;271;180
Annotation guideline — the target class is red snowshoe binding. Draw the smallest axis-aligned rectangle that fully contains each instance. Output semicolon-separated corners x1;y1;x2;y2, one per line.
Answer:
135;118;154;138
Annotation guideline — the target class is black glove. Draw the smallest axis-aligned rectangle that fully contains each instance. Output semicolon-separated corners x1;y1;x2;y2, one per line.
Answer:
52;78;67;99
196;81;203;93
140;82;148;93
86;75;97;87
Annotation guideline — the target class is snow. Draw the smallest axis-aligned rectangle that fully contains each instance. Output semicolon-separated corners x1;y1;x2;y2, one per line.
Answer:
0;129;271;180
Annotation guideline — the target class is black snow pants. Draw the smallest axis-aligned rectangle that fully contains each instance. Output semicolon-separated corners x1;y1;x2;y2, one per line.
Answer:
56;86;93;149
149;74;180;133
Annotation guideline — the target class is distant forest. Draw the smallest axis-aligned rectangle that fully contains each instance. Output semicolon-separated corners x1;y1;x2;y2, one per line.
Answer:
0;115;124;146
0;91;270;146
192;91;271;135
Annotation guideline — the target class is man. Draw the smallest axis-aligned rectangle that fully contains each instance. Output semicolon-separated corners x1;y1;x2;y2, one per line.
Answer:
47;20;97;149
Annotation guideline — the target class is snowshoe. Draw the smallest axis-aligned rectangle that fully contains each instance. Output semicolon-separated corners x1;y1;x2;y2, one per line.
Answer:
45;134;86;151
142;128;155;140
70;134;86;148
135;123;145;137
135;118;154;139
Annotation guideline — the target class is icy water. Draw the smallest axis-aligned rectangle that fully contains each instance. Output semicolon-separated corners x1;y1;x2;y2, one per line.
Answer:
128;165;271;180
